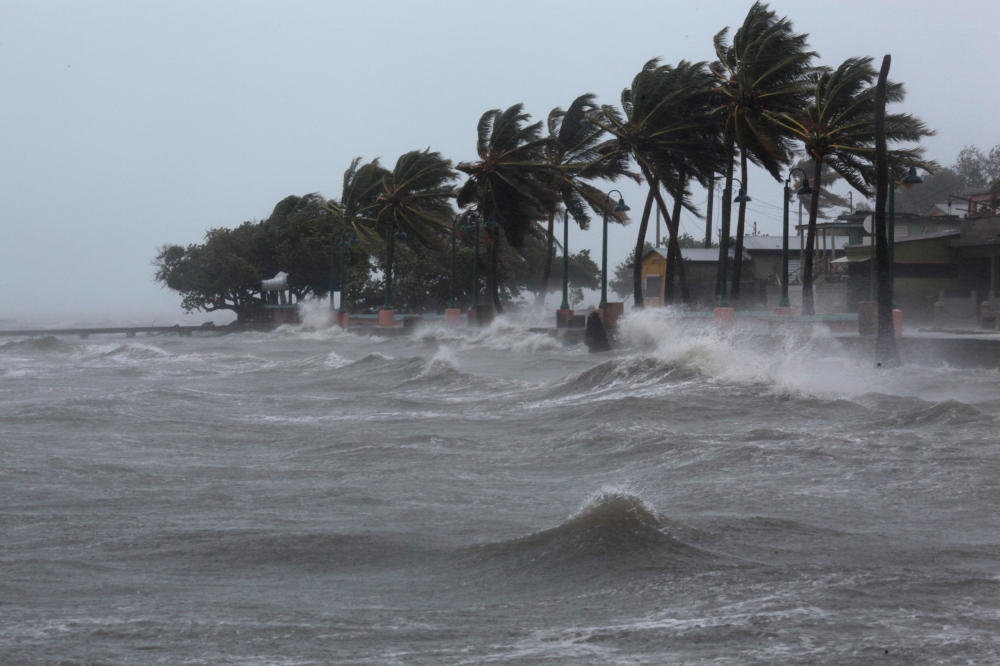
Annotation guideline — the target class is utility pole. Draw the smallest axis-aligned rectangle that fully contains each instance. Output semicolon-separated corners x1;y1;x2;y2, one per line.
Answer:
873;54;901;367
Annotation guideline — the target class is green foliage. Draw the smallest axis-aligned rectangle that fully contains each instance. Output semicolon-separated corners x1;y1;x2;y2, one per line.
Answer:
457;104;560;311
457;104;556;248
154;195;371;322
349;229;600;313
351;238;481;313
591;59;725;197
954;145;1000;194
152;7;959;321
513;239;600;295
610;243;653;299
773;57;935;197
545;94;636;227
712;2;816;179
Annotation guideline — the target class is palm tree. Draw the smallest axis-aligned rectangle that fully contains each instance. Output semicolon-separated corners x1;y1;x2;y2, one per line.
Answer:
357;149;457;311
589;59;725;307
456;104;556;312
711;1;816;303
537;94;636;305
334;156;389;228
770;57;934;314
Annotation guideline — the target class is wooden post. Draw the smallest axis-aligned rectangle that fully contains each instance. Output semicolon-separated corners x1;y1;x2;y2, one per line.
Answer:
873;55;901;367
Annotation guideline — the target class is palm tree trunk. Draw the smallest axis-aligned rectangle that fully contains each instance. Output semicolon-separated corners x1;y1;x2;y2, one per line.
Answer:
632;180;658;309
487;228;504;313
731;151;748;303
664;177;685;304
384;225;396;310
873;54;900;366
537;210;556;305
801;159;824;315
645;171;690;304
717;142;735;299
704;173;715;249
664;236;676;304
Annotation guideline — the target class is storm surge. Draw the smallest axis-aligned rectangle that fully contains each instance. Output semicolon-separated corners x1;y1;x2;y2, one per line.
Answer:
3;312;999;665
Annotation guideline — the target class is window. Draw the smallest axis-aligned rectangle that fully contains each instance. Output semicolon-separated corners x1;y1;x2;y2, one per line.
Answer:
645;275;661;298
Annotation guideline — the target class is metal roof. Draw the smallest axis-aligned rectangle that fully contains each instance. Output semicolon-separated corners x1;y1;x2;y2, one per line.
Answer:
645;246;750;262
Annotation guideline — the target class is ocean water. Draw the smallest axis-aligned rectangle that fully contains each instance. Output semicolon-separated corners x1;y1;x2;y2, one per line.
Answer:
3;309;999;665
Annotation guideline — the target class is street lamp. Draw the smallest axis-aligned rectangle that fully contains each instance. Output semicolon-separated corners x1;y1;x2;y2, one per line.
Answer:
718;178;750;307
449;218;458;309
460;214;499;310
560;207;585;311
781;169;812;308
888;158;922;307
601;191;629;309
382;228;407;312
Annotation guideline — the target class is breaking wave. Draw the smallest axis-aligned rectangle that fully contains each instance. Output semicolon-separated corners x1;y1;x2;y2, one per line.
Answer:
0;335;70;353
417;346;460;378
414;320;565;353
478;487;711;568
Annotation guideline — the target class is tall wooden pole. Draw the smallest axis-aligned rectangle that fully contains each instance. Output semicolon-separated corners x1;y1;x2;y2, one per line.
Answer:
874;54;901;367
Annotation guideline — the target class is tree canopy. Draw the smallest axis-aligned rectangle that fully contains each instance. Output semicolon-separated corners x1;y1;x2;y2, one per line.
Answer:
155;2;943;320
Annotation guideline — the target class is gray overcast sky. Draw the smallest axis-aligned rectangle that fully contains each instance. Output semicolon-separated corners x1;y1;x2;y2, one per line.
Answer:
2;0;998;323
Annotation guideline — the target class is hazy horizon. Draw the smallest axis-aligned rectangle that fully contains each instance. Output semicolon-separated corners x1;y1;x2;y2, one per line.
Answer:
2;0;998;323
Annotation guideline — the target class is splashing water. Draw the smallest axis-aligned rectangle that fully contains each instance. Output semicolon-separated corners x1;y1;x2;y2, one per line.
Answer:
3;311;1000;665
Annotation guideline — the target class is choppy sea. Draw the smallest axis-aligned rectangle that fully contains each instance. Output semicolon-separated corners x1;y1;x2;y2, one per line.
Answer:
3;308;999;664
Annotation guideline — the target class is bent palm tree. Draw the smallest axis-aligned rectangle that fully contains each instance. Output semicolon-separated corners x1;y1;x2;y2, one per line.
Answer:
771;57;934;314
712;1;816;302
358;149;457;311
456;104;556;312
334;156;389;228
537;94;636;305
589;59;725;307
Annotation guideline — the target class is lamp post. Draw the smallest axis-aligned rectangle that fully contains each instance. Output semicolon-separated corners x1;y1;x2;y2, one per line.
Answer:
781;169;812;308
461;214;499;310
449;219;457;309
383;227;407;312
888;159;922;307
560;207;583;311
718;179;750;307
601;191;629;309
328;232;338;311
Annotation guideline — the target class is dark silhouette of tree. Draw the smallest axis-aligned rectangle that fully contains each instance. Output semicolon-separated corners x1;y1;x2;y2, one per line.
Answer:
712;2;815;303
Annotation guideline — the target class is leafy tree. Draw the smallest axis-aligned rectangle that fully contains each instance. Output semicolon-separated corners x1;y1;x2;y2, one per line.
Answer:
517;241;600;296
772;56;933;314
354;149;456;311
891;166;964;215
456;104;557;312
537;94;635;304
711;2;816;302
589;59;724;307
954;145;1000;194
350;234;483;313
676;233;703;248
154;195;370;322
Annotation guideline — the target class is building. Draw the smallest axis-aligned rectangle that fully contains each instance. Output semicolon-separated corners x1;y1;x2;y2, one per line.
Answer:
641;245;750;308
840;213;1000;323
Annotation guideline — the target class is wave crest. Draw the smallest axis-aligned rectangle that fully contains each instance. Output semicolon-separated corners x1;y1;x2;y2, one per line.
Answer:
0;335;69;353
482;488;708;567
